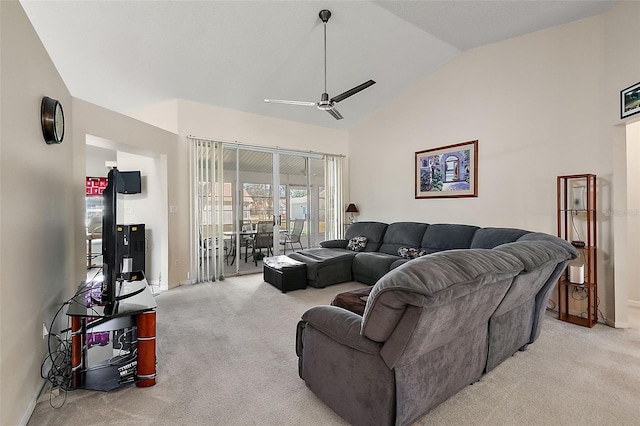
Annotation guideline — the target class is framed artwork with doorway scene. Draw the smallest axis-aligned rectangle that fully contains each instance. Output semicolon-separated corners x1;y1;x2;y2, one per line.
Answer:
621;81;640;119
415;140;478;199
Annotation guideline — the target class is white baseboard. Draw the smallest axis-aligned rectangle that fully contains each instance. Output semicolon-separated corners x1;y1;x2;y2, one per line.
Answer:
627;300;640;330
612;321;630;328
628;300;640;309
19;380;46;426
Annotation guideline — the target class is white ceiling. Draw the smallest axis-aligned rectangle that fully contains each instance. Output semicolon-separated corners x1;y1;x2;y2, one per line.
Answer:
20;0;618;130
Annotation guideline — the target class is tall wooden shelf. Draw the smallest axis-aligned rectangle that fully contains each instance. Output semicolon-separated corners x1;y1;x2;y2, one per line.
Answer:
556;174;597;328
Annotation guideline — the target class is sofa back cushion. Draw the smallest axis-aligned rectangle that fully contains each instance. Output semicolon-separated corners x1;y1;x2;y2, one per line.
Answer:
492;240;573;315
361;249;524;343
517;232;579;259
470;227;530;249
378;222;429;256
419;223;479;254
345;221;388;252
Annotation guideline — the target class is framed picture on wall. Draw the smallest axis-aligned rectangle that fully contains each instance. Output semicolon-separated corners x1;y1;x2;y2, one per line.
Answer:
415;140;478;199
621;81;640;119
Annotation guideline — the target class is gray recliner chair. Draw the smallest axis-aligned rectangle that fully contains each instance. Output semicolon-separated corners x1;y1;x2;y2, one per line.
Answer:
296;249;525;426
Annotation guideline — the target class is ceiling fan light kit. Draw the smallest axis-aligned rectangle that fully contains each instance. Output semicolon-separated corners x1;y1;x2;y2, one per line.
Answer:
264;9;376;120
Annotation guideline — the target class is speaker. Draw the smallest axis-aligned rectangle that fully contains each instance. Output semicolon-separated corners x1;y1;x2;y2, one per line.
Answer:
571;185;586;210
117;224;145;274
568;263;585;285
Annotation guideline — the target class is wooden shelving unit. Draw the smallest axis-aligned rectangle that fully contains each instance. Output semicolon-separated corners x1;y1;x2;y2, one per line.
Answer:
557;174;597;328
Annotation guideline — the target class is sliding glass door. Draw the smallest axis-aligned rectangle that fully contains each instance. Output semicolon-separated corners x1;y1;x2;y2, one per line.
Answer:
277;154;327;251
278;154;308;253
223;148;275;275
223;148;325;275
188;137;339;280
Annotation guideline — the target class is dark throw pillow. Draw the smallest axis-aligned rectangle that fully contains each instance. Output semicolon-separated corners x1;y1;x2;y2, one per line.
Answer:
398;247;425;259
398;247;419;259
347;236;368;251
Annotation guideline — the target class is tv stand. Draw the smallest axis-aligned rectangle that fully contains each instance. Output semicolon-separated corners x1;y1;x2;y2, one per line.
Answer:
66;277;157;390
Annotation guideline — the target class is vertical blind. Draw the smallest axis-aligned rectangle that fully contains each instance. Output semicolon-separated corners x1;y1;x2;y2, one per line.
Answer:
325;155;345;240
188;137;224;283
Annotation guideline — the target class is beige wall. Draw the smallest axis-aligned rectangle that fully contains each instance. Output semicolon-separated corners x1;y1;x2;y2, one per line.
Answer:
127;99;179;134
624;122;640;303
1;3;183;424
0;2;76;425
129;99;349;154
174;100;349;155
72;99;181;287
349;3;640;325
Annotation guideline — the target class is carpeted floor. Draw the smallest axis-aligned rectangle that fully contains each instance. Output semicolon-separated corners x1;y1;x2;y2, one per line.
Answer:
28;274;640;425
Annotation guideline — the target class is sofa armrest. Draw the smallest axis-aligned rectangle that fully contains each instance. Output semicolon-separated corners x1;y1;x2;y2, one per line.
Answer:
319;239;348;249
299;305;381;355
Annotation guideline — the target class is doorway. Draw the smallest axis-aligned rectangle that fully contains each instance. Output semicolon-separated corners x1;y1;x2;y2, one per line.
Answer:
85;136;169;293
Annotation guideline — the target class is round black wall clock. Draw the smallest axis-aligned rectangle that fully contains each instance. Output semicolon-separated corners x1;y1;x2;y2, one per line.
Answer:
41;96;65;144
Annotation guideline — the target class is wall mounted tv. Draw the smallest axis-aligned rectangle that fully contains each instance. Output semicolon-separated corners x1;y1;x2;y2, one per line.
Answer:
101;168;142;314
117;171;142;194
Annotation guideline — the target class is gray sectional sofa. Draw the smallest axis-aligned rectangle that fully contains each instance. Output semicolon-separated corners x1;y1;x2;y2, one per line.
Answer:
293;221;577;425
289;221;563;288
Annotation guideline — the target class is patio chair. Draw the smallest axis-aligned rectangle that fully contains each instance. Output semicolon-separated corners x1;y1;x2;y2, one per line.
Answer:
280;219;304;254
86;216;102;269
246;220;273;265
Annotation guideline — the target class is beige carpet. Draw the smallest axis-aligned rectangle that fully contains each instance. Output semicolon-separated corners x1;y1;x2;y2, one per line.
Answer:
28;274;640;425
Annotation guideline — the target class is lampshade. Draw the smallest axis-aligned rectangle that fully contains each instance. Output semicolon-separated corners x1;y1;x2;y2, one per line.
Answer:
346;203;358;213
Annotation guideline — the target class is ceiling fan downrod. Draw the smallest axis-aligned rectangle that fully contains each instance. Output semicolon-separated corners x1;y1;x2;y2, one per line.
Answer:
319;9;331;96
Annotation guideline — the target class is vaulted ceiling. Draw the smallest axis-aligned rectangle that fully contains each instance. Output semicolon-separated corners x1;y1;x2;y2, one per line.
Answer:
21;1;618;130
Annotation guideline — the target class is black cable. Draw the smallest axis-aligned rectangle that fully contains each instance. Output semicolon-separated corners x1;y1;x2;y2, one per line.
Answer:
571;286;588;301
546;298;557;311
40;280;102;408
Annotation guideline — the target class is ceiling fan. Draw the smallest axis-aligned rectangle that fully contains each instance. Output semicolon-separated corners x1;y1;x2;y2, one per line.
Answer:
264;9;376;120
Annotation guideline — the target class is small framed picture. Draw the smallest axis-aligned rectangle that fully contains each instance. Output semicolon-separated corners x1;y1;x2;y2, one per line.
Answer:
415;140;478;199
621;81;640;119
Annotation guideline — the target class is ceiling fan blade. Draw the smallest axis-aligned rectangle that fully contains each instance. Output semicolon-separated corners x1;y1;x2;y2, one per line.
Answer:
330;80;376;103
264;99;317;106
326;106;343;120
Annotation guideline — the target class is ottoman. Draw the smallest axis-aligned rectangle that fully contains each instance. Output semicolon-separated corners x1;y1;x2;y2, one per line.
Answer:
263;255;307;293
330;286;373;315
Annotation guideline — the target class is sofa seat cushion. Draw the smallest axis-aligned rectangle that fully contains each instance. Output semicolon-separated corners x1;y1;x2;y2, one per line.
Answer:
352;252;401;285
390;258;410;270
290;247;354;261
287;248;356;288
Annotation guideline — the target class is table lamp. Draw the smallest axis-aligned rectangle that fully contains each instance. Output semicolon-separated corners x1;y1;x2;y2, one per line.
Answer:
346;203;359;224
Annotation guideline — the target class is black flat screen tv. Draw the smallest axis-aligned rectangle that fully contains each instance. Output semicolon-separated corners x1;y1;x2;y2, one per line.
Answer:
117;171;141;194
101;168;142;315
